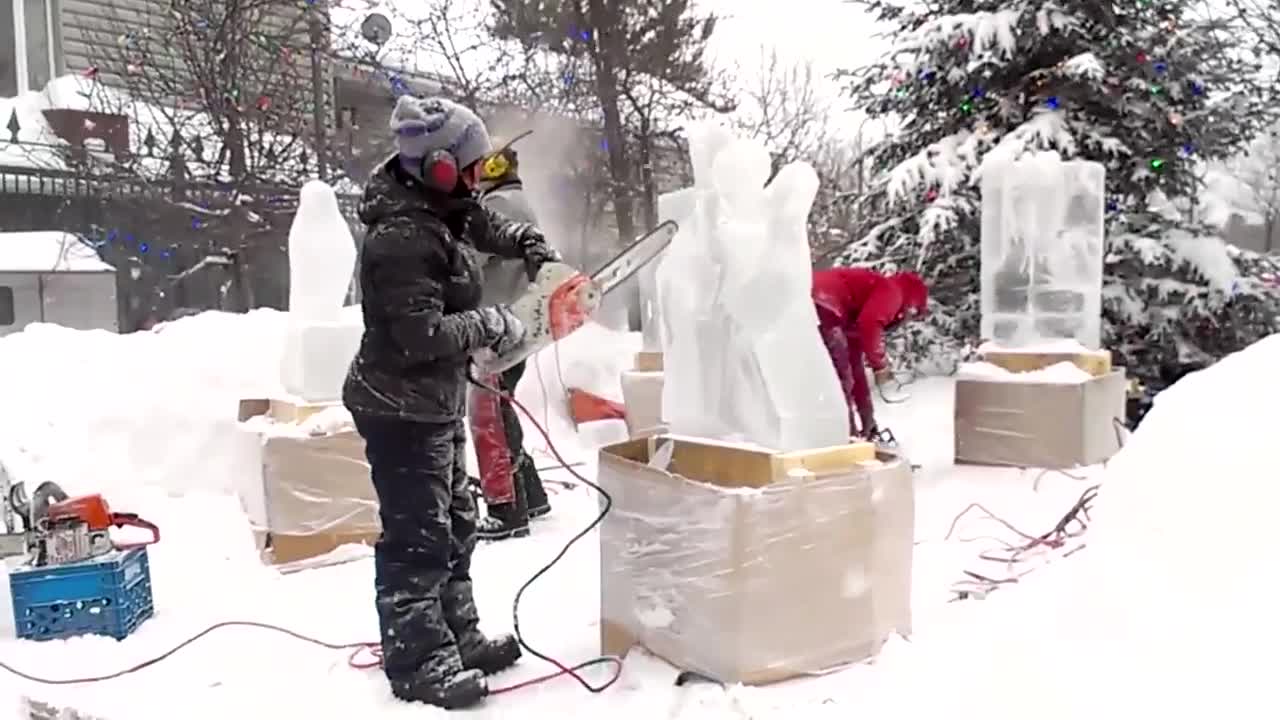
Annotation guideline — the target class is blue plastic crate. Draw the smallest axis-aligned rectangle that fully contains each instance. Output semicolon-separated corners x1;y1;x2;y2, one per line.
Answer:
9;547;154;642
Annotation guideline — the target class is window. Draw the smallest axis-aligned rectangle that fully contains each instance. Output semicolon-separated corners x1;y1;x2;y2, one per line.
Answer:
0;286;14;326
1;0;62;96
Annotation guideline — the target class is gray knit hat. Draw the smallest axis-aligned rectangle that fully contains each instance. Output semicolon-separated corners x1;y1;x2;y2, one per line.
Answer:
389;95;493;169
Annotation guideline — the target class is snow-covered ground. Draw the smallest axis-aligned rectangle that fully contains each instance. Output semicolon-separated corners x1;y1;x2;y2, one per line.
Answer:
0;311;1271;718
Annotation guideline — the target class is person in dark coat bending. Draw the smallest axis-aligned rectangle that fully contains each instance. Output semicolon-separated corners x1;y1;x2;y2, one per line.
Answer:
811;267;929;439
343;95;558;710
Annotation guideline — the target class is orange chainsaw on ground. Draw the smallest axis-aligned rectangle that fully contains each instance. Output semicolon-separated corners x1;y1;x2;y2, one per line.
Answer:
5;480;160;566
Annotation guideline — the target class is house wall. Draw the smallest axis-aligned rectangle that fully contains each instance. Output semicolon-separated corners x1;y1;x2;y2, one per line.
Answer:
57;0;331;126
0;271;118;335
41;271;118;331
0;273;42;336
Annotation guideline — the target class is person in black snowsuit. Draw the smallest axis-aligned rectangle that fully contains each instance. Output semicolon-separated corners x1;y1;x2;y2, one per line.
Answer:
471;144;554;541
343;95;559;710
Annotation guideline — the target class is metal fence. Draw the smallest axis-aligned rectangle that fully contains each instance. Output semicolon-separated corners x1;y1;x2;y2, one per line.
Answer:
0;110;362;332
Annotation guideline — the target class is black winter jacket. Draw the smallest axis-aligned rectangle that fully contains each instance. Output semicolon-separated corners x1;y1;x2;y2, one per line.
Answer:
343;157;543;423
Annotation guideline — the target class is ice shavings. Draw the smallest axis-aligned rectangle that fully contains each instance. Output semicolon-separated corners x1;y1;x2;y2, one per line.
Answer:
957;361;1093;383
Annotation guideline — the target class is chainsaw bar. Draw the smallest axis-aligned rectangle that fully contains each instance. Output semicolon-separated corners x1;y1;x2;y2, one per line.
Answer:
590;219;678;297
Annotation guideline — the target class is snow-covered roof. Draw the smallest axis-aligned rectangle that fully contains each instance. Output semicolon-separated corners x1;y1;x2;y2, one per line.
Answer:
0;74;317;185
0;231;114;272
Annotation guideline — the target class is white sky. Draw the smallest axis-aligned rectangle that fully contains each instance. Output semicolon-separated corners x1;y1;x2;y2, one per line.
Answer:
696;0;889;137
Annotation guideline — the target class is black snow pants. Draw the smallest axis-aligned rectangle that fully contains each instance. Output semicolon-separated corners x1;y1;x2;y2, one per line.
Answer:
352;413;481;688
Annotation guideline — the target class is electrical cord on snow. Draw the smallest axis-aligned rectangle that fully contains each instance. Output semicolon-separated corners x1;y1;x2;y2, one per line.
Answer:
464;364;623;694
0;368;622;696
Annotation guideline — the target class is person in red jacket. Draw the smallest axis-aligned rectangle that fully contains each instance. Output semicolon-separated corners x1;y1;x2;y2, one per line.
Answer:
811;267;929;439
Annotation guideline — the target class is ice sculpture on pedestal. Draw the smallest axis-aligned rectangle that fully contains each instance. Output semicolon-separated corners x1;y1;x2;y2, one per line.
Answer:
639;189;695;353
654;123;849;451
980;151;1106;349
279;180;363;402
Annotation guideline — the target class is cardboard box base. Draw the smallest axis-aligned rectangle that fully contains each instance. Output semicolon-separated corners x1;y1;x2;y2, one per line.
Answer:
954;369;1127;468
599;436;910;685
254;530;379;566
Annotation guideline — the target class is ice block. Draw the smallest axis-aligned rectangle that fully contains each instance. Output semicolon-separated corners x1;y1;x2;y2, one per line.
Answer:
980;151;1105;349
281;180;362;402
656;122;849;451
642;188;697;353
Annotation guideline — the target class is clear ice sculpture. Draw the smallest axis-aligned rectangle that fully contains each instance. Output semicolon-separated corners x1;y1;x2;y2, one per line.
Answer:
639;188;696;353
279;180;364;402
654;122;849;451
980;151;1106;350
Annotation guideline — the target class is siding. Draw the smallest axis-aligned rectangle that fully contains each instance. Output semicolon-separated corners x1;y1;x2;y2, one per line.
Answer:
57;0;330;126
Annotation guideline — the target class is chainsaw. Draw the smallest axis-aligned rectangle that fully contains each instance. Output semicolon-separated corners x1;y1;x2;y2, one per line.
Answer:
3;478;160;566
474;219;679;375
467;221;678;510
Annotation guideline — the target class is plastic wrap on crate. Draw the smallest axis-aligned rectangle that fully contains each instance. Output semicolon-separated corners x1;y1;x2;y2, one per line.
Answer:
597;436;913;685
236;414;378;537
10;547;154;642
467;374;515;504
953;369;1128;468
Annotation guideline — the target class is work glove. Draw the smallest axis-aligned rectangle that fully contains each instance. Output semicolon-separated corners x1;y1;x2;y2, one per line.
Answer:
520;229;562;282
478;305;527;356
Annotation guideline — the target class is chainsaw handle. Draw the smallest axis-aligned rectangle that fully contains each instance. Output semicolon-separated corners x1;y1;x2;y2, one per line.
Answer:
110;512;161;549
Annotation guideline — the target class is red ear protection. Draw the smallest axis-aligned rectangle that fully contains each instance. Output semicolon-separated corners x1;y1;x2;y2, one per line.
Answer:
422;148;458;192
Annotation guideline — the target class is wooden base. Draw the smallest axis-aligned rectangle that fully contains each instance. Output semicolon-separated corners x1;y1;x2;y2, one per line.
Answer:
979;348;1112;377
238;397;341;424
605;435;878;489
634;351;664;372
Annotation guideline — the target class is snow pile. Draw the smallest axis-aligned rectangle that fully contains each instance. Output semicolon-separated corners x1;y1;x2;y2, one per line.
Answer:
956;360;1093;383
869;333;1280;720
0;309;634;500
0;311;290;498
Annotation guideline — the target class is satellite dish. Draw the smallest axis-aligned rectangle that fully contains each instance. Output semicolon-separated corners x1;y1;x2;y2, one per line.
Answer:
361;13;393;46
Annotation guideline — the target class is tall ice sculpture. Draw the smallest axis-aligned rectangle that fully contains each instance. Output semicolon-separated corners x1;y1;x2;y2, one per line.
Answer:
279;180;363;401
980;152;1106;349
654;122;849;451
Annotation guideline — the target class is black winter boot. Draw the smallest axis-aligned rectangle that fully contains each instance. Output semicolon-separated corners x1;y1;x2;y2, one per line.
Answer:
459;632;523;675
518;454;551;520
477;475;529;541
390;667;488;709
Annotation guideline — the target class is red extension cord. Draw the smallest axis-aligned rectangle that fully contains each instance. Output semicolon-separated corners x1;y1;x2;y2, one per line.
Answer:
0;387;622;697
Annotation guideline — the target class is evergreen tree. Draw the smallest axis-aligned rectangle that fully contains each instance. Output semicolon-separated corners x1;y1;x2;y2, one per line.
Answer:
839;0;1280;384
